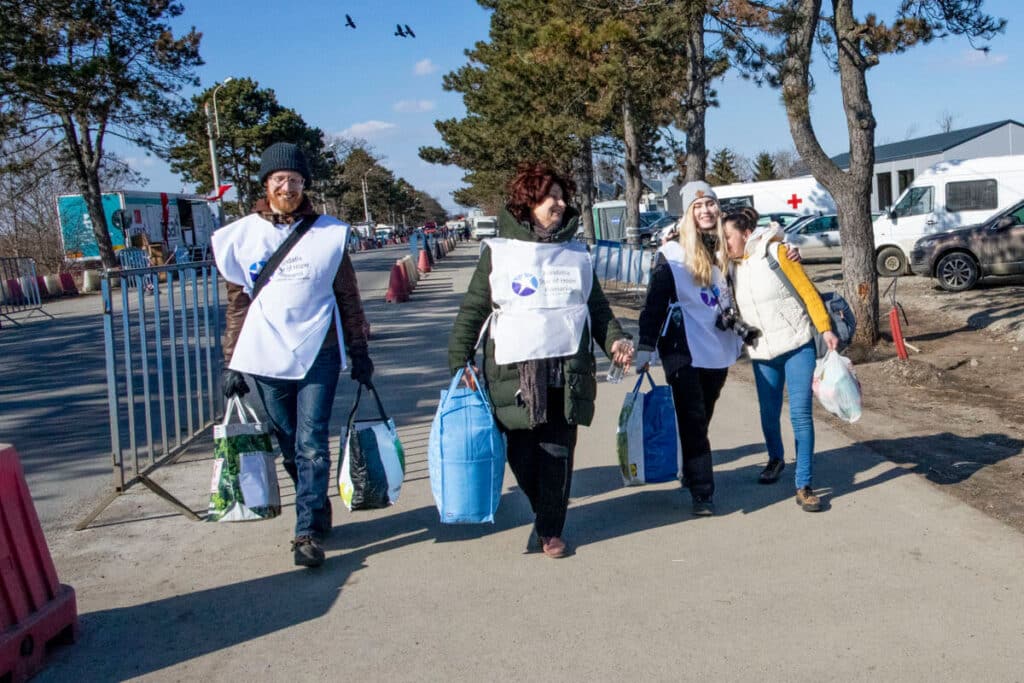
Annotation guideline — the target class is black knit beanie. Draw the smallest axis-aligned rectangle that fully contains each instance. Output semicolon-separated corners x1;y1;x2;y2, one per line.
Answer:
258;142;312;187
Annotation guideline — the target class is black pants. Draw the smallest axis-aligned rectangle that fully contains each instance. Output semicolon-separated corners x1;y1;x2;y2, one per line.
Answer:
503;391;577;538
668;365;729;499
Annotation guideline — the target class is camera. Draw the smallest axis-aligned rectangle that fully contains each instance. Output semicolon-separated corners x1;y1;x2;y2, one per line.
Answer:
716;306;761;346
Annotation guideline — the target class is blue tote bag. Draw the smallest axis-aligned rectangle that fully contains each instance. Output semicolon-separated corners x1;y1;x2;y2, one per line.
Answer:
616;371;682;485
428;364;507;523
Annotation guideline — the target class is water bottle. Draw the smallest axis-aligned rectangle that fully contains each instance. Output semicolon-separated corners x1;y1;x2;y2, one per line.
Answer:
606;360;626;384
605;340;633;384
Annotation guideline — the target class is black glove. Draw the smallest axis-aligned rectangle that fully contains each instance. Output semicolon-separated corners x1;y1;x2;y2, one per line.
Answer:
222;369;249;398
349;350;374;387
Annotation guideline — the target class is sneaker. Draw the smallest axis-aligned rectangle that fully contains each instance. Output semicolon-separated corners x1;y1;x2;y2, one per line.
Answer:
796;486;822;512
540;536;568;559
524;528;543;554
292;536;325;567
691;496;715;517
758;459;786;484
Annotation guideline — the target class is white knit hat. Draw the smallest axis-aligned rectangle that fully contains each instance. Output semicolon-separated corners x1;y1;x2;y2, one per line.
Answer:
680;181;717;213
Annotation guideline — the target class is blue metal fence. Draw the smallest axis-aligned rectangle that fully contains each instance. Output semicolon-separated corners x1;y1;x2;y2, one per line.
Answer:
591;240;656;289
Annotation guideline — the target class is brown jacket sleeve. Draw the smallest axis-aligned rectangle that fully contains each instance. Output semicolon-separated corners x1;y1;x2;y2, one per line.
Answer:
223;282;251;363
334;251;368;353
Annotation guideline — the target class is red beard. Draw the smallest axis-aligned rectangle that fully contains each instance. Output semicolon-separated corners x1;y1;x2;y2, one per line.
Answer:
268;190;303;214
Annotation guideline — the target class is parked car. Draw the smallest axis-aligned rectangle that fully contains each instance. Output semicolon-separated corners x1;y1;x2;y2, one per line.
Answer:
908;199;1024;291
873;155;1024;277
646;214;679;245
783;214;841;261
756;211;802;229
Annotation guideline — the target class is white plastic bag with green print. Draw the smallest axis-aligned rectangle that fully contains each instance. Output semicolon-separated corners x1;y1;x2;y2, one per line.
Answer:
207;396;282;522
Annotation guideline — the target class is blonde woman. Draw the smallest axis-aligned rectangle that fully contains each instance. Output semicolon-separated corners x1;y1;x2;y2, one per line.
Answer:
635;183;798;515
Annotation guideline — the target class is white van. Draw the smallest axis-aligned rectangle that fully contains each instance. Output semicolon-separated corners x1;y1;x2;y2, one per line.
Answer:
873;155;1024;276
713;176;836;218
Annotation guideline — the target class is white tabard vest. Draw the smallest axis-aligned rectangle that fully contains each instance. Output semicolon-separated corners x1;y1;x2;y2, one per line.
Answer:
659;240;742;369
212;213;350;380
485;238;592;365
731;239;814;361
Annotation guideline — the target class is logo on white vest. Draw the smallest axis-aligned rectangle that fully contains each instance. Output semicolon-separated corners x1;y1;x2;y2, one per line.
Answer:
699;285;720;308
511;272;540;297
248;260;267;283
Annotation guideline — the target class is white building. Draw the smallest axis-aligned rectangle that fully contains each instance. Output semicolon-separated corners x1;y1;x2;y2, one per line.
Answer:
831;119;1024;212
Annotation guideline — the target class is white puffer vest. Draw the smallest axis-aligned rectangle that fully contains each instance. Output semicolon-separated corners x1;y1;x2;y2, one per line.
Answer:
731;238;814;361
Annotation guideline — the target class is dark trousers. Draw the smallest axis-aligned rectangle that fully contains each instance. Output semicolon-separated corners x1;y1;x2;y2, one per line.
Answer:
668;365;729;499
253;344;340;539
503;390;577;538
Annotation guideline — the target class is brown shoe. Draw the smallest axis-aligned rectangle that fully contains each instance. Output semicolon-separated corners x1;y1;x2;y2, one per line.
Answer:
541;536;568;558
796;486;821;512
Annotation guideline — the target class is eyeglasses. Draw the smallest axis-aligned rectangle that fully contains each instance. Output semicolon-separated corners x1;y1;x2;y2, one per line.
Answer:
268;174;305;188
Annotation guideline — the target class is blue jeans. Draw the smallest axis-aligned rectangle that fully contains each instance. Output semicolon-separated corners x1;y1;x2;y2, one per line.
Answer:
752;341;816;489
253;344;340;539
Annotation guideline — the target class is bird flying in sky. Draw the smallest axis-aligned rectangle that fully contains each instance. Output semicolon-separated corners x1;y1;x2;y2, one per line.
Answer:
344;14;356;28
395;23;415;38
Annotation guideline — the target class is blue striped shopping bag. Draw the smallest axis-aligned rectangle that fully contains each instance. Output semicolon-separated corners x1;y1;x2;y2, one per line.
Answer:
428;364;506;523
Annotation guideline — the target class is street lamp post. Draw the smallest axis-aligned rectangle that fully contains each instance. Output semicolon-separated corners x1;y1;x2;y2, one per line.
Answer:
205;77;233;222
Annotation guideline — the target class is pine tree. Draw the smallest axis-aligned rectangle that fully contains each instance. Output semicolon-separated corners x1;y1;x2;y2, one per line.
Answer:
752;152;777;181
707;148;741;186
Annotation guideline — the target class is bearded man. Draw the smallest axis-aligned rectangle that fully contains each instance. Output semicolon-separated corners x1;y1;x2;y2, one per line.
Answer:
212;142;373;568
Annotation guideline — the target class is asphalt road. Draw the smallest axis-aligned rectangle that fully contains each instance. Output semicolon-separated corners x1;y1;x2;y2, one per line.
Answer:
32;238;1024;681
0;243;405;534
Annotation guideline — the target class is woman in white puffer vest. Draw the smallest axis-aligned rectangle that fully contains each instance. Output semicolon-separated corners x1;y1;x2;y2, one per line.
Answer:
723;210;839;512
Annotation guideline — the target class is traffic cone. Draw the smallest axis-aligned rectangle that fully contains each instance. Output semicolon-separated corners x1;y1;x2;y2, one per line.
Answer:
385;263;409;303
417;247;431;274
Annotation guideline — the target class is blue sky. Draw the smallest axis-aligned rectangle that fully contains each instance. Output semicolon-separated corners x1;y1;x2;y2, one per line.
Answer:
113;0;1024;212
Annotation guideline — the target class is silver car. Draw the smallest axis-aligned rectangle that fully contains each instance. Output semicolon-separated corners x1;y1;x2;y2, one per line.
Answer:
783;214;841;261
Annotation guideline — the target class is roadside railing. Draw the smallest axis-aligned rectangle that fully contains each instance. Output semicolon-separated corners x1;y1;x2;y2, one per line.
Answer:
78;260;222;529
0;256;54;328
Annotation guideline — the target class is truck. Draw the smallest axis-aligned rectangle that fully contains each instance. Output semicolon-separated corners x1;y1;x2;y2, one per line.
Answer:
872;154;1024;276
470;215;498;240
58;190;217;262
712;176;836;217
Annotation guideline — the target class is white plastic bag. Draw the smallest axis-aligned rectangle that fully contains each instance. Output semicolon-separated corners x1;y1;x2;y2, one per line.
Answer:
812;351;863;423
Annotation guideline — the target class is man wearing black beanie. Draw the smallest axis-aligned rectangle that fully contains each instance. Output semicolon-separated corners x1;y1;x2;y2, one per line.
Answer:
212;142;374;567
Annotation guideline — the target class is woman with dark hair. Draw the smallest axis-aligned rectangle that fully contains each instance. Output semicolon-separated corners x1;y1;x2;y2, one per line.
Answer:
448;162;634;558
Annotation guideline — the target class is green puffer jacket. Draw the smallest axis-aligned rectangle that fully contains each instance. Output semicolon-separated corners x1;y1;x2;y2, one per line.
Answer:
447;207;629;431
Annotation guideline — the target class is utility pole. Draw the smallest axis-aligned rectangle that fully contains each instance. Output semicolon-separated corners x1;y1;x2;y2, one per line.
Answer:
361;172;372;223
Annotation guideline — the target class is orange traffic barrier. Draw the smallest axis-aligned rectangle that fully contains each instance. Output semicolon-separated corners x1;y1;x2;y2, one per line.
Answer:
401;256;418;290
417;247;431;274
0;444;78;682
385;262;410;303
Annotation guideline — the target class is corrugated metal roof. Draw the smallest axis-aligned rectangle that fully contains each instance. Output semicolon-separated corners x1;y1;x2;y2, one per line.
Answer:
830;119;1023;168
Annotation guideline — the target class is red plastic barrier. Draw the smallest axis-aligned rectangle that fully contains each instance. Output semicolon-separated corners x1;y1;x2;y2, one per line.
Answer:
384;263;409;303
58;273;78;296
417;248;431;274
4;279;24;305
0;444;78;682
35;276;49;300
